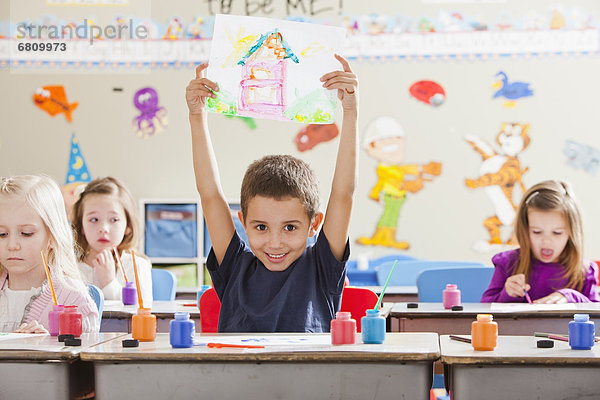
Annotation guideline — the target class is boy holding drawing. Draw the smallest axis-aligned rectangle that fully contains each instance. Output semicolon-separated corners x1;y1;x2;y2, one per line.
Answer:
185;54;358;332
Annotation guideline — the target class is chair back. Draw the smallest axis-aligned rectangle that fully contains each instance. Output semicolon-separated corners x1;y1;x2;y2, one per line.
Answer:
369;254;418;268
88;284;104;324
151;268;177;301
340;286;378;332
199;287;221;333
376;260;486;286
416;267;495;302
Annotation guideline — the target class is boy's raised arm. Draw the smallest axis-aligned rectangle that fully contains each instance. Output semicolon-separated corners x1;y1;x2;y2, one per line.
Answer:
186;64;235;264
320;55;359;261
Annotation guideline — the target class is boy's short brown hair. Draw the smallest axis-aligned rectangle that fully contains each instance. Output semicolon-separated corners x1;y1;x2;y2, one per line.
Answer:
240;155;320;222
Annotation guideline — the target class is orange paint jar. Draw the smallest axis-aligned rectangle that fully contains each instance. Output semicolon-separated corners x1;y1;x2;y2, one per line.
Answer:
132;308;156;342
471;314;497;351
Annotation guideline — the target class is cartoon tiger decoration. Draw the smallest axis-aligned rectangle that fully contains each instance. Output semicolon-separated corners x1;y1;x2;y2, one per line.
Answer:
465;122;530;245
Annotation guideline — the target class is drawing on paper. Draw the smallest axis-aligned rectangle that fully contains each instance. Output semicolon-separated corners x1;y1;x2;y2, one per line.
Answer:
206;14;345;123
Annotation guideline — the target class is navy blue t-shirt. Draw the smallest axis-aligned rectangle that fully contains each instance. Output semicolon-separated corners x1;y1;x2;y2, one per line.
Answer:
206;230;349;333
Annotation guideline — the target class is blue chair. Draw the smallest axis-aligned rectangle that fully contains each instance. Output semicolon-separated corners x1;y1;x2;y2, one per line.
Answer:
88;284;104;324
376;260;486;286
346;254;419;286
370;253;418;267
151;268;177;301
416;267;495;302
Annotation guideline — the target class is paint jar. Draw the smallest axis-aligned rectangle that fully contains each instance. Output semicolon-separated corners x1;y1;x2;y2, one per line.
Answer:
170;312;195;348
471;314;498;351
59;305;82;338
331;311;356;345
132;308;157;342
357;254;369;271
569;313;595;350
443;284;461;309
122;281;137;305
196;285;211;306
48;304;64;336
361;309;386;344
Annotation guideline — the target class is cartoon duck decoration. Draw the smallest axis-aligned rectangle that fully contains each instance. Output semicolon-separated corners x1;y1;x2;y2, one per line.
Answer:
33;85;78;122
492;71;533;107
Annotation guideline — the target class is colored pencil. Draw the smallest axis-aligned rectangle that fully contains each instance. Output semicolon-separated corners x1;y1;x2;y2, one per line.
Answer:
40;250;57;305
535;331;600;343
449;335;471;344
207;343;265;349
374;260;398;311
523;290;532;304
113;245;129;282
131;250;144;309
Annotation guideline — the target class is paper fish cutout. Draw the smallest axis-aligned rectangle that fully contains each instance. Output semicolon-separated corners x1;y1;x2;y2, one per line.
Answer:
492;71;533;107
132;87;168;138
409;80;446;107
33;85;78;122
294;123;339;152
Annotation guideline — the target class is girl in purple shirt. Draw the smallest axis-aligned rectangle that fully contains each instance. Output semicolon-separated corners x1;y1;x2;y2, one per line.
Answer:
481;180;599;303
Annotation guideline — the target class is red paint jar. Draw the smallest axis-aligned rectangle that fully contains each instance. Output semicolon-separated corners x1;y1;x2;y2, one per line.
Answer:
59;305;82;337
331;311;356;345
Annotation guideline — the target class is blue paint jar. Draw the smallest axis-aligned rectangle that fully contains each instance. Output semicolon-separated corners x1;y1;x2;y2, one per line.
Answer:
361;309;386;344
569;313;595;350
170;312;195;348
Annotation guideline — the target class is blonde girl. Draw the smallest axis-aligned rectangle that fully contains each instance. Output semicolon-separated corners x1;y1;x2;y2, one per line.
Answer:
72;177;153;305
482;180;598;303
0;175;99;333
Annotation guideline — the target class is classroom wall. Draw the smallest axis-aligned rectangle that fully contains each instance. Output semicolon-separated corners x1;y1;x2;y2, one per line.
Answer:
2;0;600;265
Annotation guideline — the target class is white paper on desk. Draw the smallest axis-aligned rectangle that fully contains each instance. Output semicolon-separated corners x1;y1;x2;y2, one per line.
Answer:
195;335;332;347
490;303;577;312
0;332;47;341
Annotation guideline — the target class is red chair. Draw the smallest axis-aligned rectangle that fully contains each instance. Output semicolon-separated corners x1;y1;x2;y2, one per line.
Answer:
339;286;378;332
199;287;221;333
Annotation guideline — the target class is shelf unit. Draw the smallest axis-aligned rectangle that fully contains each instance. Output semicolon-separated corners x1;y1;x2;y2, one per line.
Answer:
139;198;205;292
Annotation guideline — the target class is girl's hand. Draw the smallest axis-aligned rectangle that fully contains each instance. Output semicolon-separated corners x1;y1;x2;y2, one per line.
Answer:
185;63;219;115
320;54;358;111
534;292;567;304
91;248;117;289
504;273;531;298
15;320;49;334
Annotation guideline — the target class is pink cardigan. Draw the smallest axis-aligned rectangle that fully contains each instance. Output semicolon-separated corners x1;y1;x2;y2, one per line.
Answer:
0;271;99;332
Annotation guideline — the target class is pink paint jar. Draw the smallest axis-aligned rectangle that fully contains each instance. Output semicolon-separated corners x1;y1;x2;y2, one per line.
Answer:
48;304;64;336
331;311;356;345
443;284;461;309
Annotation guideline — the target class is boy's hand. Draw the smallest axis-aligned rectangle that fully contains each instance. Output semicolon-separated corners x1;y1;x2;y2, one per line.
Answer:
504;273;530;298
91;249;117;289
185;63;219;115
320;54;358;111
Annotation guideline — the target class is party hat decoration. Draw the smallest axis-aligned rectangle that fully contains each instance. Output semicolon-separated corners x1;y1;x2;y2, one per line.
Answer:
65;133;91;186
62;134;91;215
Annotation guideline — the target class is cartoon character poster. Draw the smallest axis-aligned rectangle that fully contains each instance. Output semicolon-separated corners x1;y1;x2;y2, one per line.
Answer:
132;87;168;138
33;85;78;122
492;71;534;108
357;117;442;250
206;14;345;123
464;122;531;250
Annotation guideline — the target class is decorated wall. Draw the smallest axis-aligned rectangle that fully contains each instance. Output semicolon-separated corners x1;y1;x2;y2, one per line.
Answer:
1;0;599;265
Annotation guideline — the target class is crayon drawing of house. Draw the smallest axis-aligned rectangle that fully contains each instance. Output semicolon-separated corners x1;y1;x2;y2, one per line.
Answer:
237;29;299;119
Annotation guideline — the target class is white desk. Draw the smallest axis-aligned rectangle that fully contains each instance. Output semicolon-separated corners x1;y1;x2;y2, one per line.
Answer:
441;335;600;400
101;300;200;333
81;332;439;399
0;332;126;400
390;302;600;335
